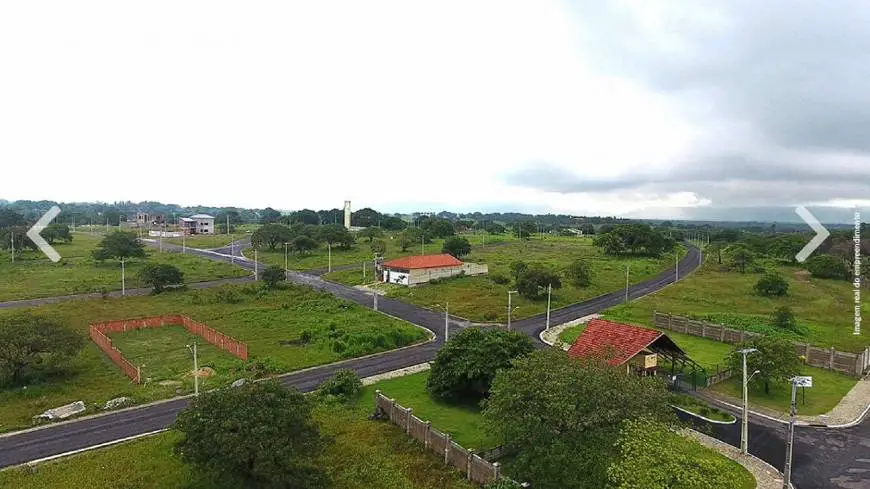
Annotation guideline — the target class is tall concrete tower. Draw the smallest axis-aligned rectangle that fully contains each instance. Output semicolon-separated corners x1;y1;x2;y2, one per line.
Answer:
344;201;351;228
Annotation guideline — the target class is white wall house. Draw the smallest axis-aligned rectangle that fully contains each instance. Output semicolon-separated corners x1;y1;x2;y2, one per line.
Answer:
179;214;215;235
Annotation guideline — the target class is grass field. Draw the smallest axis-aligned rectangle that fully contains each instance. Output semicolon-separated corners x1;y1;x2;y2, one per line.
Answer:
0;387;476;489
0;233;248;301
559;316;858;415
343;237;686;322
109;326;243;390
0;283;429;432
164;233;245;249
598;260;867;352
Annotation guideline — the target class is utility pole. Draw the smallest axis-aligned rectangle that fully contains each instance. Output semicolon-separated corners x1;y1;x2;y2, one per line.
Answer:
182;232;186;253
507;290;518;330
625;264;630;303
121;257;126;296
783;376;812;489
159;223;164;252
254;250;258;280
187;342;199;396
230;238;235;265
738;348;758;455
362;261;366;280
10;232;14;264
545;284;552;330
421;236;425;256
373;290;379;311
675;250;680;282
328;242;332;273
444;301;449;341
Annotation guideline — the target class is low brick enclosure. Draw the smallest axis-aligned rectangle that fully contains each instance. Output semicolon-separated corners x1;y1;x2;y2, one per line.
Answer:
89;315;248;384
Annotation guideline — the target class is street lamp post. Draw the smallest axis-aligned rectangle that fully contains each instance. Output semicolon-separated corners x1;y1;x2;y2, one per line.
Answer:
254;250;258;280
328;242;332;273
624;264;631;303
783;376;813;489
121;257;126;296
545;284;552;330
186;342;199;396
435;302;450;341
507;290;518;330
738;347;759;455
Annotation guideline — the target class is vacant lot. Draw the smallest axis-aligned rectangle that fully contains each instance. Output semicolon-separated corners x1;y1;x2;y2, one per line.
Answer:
0;233;247;301
109;326;243;391
0;378;476;489
600;260;867;352
559;316;858;415
0;284;429;432
354;237;685;322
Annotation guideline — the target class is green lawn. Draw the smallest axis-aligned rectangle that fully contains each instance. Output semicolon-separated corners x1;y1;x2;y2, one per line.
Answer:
164;233;246;249
559;317;858;415
0;283;429;432
361;238;685;322
599;260;867;352
558;324;587;345
672;395;735;423
0;395;476;489
0;233;248;301
109;326;243;390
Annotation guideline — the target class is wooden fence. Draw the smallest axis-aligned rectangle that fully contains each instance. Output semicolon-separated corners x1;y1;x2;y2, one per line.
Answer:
89;314;248;384
654;312;870;378
373;391;528;487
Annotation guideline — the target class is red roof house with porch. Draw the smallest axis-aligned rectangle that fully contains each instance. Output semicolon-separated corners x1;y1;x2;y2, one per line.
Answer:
567;319;688;376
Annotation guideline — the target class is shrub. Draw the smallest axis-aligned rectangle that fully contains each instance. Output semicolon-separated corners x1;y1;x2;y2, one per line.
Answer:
442;236;472;258
806;254;851;280
565;258;592;287
215;287;243;304
0;313;84;387
316;369;363;401
138;263;184;293
754;272;788;297
490;273;510;285
771;306;798;332
261;265;285;288
516;266;562;299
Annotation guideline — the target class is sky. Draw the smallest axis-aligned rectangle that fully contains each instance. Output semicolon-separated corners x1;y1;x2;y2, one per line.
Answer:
2;1;869;218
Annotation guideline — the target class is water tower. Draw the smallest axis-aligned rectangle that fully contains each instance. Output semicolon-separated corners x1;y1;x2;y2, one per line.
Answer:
344;201;351;228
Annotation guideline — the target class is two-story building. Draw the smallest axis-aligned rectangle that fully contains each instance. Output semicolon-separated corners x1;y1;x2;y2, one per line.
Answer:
179;214;215;235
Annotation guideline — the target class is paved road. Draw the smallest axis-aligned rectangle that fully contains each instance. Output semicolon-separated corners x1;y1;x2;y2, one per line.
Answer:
2;240;866;488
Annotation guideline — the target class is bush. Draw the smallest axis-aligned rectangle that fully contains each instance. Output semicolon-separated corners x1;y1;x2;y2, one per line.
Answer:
0;312;84;387
316;369;363;401
754;272;788;297
806;254;851;280
427;327;534;403
485;481;523;489
261;265;285;288
771;306;798;332
138;263;184;293
565;258;592;287
490;273;510;285
442;236;472;258
516;266;562;300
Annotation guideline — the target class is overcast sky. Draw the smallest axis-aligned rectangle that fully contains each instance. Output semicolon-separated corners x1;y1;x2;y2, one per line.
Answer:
2;1;869;217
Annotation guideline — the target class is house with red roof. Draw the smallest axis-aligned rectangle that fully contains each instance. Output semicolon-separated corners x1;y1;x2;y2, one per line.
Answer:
567;319;691;376
379;253;488;286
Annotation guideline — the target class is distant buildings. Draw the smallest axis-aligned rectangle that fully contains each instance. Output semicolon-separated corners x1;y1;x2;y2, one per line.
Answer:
179;214;215;235
379;253;488;286
134;213;165;227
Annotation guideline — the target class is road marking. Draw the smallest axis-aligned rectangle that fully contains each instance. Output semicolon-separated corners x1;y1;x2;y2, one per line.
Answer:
795;206;830;263
27;206;62;262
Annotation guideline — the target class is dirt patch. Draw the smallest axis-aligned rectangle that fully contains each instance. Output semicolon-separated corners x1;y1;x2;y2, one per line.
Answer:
792;270;812;282
158;380;182;387
194;367;216;378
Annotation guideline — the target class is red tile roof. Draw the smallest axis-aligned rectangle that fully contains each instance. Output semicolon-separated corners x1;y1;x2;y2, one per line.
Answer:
567;319;663;366
382;253;464;270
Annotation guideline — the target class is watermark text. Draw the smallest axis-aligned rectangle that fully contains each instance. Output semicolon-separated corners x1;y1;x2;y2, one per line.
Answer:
854;208;862;336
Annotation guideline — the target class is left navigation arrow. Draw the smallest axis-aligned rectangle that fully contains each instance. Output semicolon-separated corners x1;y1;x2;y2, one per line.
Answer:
27;206;62;262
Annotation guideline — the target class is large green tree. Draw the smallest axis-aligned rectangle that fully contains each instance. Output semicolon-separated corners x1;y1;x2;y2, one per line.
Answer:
251;224;294;251
427;327;534;403
259;207;283;224
138;263;184;293
92;231;146;261
726;244;755;273
358;226;385;242
516;266;562;300
513;220;537;240
727;336;802;394
483;349;674;489
174;381;328;489
0;312;83;387
565;258;592;287
806;254;851;280
316;224;355;249
441;236;471;258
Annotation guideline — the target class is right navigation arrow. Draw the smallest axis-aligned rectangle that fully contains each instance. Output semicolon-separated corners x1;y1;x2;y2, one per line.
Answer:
795;206;830;263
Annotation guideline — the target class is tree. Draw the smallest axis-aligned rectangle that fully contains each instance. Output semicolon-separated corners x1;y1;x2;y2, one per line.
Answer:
423;218;455;238
292;235;318;254
358;226;385;242
261;265;285;288
513;220;537;240
565;258;592;287
427;328;534;403
316;224;355;249
483;349;674;489
768;234;807;264
486;223;506;235
351;208;381;228
380;215;408;231
92;231;145;261
0;226;37;254
593;232;626;256
42;224;72;244
315;369;363;402
291;209;320;225
259;207;283;224
771;306;798;332
251;224;294;251
516;266;562;300
370;239;387;255
174;381;328;489
0;312;83;387
442;236;471;258
579;223;595;235
754;272;789;297
607;418;742;489
138;263;184;293
398;227;427;252
593;224;674;257
727;244;755;273
0;209;25;228
806;254;851;280
727;336;801;394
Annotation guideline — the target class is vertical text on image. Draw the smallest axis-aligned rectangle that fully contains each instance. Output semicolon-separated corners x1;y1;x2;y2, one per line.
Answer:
853;208;862;336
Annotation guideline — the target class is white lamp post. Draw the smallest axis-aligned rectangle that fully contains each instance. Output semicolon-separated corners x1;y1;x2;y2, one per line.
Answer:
783;376;813;489
435;302;450;341
624;264;631;303
121;257;126;296
545;284;552;330
737;347;759;455
507;290;518;330
186;342;199;396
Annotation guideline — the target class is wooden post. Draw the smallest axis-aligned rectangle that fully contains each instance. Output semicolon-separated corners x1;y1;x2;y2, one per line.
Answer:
719;325;725;342
701;323;707;338
467;449;474;480
444;433;451;465
136;365;141;384
390;398;397;422
830;347;836;369
424;421;432;449
493;462;501;480
406;408;413;435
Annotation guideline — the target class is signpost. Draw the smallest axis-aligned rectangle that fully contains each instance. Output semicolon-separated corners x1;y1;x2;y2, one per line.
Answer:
783;376;812;489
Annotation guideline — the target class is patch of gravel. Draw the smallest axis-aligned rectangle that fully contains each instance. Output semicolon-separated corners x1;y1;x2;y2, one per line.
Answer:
361;363;431;386
539;314;600;350
681;428;786;489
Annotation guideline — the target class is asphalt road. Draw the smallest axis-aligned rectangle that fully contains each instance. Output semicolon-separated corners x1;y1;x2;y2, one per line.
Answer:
2;240;867;488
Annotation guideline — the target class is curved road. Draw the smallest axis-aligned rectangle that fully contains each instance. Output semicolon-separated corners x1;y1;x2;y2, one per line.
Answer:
1;241;865;488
